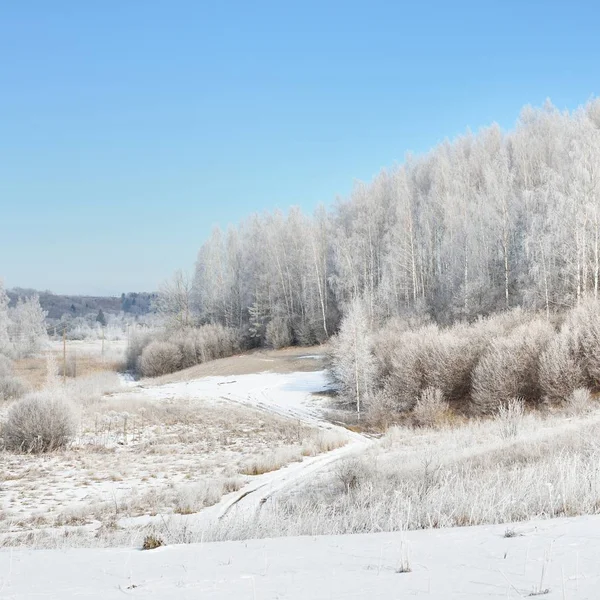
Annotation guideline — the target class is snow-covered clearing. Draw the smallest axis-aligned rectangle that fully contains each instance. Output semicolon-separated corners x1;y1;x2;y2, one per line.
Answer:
0;368;358;547
6;360;600;598
3;515;600;599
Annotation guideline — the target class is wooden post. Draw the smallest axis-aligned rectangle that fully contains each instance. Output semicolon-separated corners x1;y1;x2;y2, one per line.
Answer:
63;327;66;384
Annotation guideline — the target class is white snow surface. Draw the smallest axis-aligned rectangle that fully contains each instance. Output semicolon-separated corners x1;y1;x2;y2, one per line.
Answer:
6;369;598;598
126;370;368;524
137;370;336;426
2;515;599;599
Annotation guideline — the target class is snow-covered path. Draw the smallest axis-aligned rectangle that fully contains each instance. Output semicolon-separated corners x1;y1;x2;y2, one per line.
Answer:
3;515;600;599
133;370;370;521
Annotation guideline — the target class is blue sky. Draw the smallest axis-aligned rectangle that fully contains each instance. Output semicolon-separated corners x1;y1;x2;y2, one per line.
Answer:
1;1;598;295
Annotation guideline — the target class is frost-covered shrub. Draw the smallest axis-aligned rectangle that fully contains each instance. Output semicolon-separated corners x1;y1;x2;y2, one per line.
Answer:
413;387;448;428
471;320;553;414
293;320;316;346
423;324;492;408
570;301;600;386
125;330;156;372
3;393;76;453
55;354;79;378
266;318;293;349
538;330;584;403
139;341;183;377
565;387;594;416
373;318;415;381
196;324;239;361
0;375;29;402
496;397;525;439
130;325;241;377
0;355;13;377
379;325;438;412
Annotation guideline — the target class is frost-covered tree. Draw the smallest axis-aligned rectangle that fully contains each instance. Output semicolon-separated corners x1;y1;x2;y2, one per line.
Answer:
191;98;600;341
0;279;12;356
330;298;376;417
9;294;48;357
155;271;194;330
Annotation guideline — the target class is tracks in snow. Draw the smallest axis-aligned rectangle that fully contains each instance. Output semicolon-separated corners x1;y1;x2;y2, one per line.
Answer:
136;369;371;524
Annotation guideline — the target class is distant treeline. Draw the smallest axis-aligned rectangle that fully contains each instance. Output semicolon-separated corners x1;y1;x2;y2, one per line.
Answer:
7;289;157;321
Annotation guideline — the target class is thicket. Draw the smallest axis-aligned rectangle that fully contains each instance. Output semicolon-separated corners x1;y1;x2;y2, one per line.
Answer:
331;300;600;418
127;324;241;378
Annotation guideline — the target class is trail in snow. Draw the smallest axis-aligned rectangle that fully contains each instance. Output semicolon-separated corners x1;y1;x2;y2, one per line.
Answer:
130;369;371;523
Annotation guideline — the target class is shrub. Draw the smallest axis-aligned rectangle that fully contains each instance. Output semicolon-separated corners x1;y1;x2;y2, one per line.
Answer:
55;354;78;378
0;355;13;377
422;325;491;409
3;393;76;453
0;375;29;402
142;535;164;550
539;330;584;403
378;326;438;412
567;300;600;385
139;341;183;377
496;397;525;439
125;329;159;372
564;387;594;416
471;320;552;414
412;387;448;428
266;317;293;349
335;458;367;493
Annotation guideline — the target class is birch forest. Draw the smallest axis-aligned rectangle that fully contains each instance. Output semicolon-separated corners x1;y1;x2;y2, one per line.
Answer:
193;100;600;344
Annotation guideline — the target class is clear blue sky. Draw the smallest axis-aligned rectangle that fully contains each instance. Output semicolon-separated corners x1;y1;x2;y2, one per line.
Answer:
1;1;598;295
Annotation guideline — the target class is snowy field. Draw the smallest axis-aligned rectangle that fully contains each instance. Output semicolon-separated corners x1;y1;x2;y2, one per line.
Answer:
2;515;600;599
0;369;353;548
4;359;600;598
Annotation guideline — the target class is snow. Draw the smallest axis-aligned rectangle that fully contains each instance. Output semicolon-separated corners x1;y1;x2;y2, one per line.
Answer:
119;370;367;525
7;368;598;597
137;370;336;426
2;515;600;598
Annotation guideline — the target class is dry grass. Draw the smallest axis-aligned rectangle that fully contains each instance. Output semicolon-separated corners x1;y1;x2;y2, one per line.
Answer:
0;370;342;545
150;345;328;384
13;340;125;390
190;406;600;543
240;432;346;475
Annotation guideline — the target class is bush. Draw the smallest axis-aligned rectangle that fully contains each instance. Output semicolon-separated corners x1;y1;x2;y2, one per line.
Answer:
568;300;600;385
539;330;584;403
496;397;525;439
125;331;155;372
55;354;78;378
266;317;293;349
565;387;594;416
378;326;438;412
412;387;448;428
0;375;29;402
2;393;76;453
142;535;164;550
471;320;552;414
139;341;183;377
0;355;13;377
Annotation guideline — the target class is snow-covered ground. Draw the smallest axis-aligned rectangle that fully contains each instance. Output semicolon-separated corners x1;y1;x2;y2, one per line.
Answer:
0;369;357;545
2;515;599;599
6;364;600;598
137;370;337;426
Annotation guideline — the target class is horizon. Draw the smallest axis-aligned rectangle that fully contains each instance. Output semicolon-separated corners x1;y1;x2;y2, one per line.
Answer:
2;0;599;295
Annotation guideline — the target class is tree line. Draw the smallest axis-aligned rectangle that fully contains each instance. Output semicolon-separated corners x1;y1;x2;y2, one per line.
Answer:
192;99;600;342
